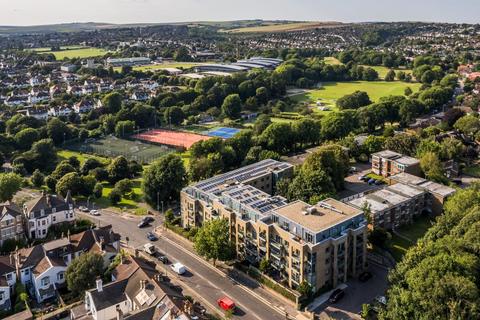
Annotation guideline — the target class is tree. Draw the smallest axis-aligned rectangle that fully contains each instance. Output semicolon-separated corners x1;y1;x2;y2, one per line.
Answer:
258;122;294;154
114;179;133;195
14;128;39;150
102;92;123;114
336;91;371;110
221;94;242;119
253;114;272;135
47;118;70;145
66;252;104;296
93;183;103;198
81;158;104;176
164;106;185;126
30;169;45;188
109;188;122;204
56;172;83;197
420;152;447;184
297;280;313;298
115;120;135;137
0;173;22;202
142;154;187;206
108;156;130;183
194;219;235;266
259;258;270;274
385;69;396;81
443;108;465;128
454;115;480;138
384;134;419;156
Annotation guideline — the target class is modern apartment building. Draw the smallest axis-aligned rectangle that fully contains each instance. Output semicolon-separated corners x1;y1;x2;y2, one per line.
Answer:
371;150;421;178
181;160;367;293
348;183;427;230
387;172;456;215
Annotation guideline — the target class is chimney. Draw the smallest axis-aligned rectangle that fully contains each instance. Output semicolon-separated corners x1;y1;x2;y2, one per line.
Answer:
96;278;103;292
9;253;13;266
67;229;71;242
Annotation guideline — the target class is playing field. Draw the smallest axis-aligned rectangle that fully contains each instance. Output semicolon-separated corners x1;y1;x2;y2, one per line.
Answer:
361;65;413;79
134;129;211;149
37;47;108;60
68;136;174;163
290;81;422;114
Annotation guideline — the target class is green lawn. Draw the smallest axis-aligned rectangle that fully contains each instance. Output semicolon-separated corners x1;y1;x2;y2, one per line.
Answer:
323;57;342;65
464;165;480;178
37;47;108;59
93;179;147;215
57;150;109;165
389;215;433;261
290;81;422;114
361;65;413;79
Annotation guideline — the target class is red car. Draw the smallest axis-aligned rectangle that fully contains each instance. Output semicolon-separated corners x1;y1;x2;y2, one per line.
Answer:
217;297;235;312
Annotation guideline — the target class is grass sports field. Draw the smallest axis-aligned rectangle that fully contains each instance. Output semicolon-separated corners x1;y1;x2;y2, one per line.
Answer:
35;46;108;59
323;57;342;65
67;136;175;163
361;65;413;79
290;81;422;114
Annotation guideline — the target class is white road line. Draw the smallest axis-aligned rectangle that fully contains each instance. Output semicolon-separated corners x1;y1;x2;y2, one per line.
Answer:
160;233;288;317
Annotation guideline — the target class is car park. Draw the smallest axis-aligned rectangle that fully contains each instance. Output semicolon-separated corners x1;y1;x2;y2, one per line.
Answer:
146;232;158;241
359;271;373;282
328;288;345;303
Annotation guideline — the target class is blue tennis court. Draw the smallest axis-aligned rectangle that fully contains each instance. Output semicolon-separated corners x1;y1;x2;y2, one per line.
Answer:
205;127;241;139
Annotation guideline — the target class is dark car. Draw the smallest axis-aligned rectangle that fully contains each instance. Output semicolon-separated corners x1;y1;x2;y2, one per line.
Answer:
147;232;158;241
158;255;169;264
138;221;149;228
359;271;373;282
142;216;155;223
374;179;384;185
368;178;376;185
329;289;345;303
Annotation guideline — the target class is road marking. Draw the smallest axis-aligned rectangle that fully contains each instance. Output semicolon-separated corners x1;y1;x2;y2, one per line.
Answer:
159;232;290;318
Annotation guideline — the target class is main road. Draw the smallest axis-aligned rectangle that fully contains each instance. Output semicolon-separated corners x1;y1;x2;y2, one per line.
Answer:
79;209;300;320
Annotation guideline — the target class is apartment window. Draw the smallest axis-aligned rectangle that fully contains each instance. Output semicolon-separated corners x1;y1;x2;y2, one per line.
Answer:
23;269;29;276
305;233;314;243
6;274;12;281
52;216;56;222
42;220;46;226
0;292;4;301
41;276;50;286
42;229;46;235
57;272;64;281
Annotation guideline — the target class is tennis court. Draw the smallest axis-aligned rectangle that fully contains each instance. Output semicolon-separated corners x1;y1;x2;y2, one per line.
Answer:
205;127;241;139
134;129;211;149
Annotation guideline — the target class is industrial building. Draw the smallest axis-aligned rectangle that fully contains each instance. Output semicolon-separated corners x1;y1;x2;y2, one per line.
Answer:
193;57;283;74
106;57;151;67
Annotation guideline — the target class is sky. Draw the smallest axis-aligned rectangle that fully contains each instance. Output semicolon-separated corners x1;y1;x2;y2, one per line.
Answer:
0;0;479;26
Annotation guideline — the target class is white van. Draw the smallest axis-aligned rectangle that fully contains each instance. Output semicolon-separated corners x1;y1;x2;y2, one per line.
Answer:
170;262;186;275
143;243;156;255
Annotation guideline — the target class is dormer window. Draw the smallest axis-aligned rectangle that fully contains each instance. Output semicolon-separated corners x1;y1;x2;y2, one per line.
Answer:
52;208;56;213
40;209;45;216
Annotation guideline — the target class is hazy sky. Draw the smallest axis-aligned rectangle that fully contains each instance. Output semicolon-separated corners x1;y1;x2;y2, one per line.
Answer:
1;0;479;26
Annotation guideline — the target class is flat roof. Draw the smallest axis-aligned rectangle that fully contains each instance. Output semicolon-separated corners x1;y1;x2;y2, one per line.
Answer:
387;183;425;198
274;199;363;233
191;159;293;195
222;184;287;215
395;156;420;166
390;172;426;185
419;181;456;197
372;150;401;159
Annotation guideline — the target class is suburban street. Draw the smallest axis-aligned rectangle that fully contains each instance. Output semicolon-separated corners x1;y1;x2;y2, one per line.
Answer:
78;210;297;320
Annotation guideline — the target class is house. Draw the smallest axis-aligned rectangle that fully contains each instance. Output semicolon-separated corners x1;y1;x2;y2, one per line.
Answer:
130;91;149;102
48;106;72;118
74;255;189;320
29;76;46;87
67;85;83;96
0;256;16;312
0;201;25;246
22;192;75;240
60;65;77;73
25;107;49;120
15;225;120;303
28;90;50;104
5;95;28;107
371;150;421;178
73;100;95;114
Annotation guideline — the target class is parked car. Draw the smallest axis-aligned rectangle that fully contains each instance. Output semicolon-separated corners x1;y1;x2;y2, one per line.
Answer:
78;206;89;212
359;271;373;282
89;210;100;216
143;243;156;255
170;262;186;275
142;216;154;223
368;178;376;185
329;289;345;303
158;255;169;264
138;220;149;228
374;179;384;185
217;297;236;312
146;232;158;241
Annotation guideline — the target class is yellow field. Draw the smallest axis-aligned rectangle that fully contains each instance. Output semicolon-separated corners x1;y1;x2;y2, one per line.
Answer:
224;22;342;33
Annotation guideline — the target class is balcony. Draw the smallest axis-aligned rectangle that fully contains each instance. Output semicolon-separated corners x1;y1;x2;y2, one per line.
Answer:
270;241;282;251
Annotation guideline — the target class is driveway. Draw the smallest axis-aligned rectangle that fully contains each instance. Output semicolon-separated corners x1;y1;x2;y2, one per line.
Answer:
315;264;389;319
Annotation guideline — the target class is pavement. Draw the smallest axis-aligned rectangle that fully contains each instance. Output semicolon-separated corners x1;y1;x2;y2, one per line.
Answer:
78;209;307;320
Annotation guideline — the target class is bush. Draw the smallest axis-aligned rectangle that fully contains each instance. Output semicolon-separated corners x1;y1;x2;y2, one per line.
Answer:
109;188;122;205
